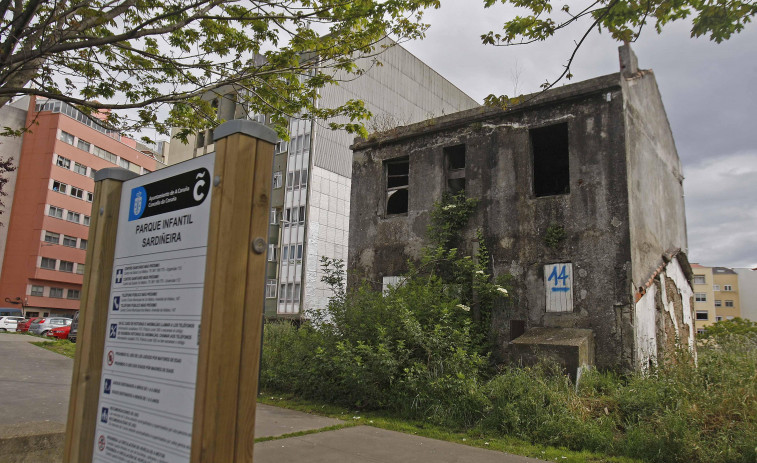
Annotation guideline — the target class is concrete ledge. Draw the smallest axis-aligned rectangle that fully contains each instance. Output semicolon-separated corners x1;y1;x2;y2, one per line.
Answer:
510;327;595;381
0;422;65;463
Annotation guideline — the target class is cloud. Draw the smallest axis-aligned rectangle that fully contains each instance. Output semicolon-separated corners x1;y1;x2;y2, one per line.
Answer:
684;151;757;268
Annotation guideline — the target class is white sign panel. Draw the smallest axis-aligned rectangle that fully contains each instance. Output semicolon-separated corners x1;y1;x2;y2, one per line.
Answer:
93;154;214;463
545;263;573;313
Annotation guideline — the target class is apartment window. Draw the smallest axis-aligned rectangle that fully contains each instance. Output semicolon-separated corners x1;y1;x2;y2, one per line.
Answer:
56;155;71;169
266;280;277;299
270;208;278;225
445;144;466;193
30;285;44;297
67;211;80;223
83;215;90;226
713;284;720;291
272;171;283;189
62;235;77;247
531;123;570;197
89;169;97;179
301;169;308;186
77;139;91;152
79;239;88;250
724;285;733;291
291;207;299;223
296;244;303;261
293;283;301;302
93;146;117;164
44;231;60;244
86;192;93;202
286;172;294;189
298;206;305;224
696;311;709;320
293;171;300;189
196;131;206;148
716;316;723;322
695;292;707;302
279;284;286;302
694;275;706;284
725;300;734;307
48;206;63;218
268;244;277;262
274;141;287;154
386;158;409;215
52;180;68;193
59;131;75;145
70;186;85;199
284;208;291;225
714;300;722;307
287;283;294;300
74;162;88;175
76;264;85;275
289;245;296;262
67;289;80;300
41;258;57;270
59;260;74;273
119;158;131;169
282;246;288;262
49;287;64;298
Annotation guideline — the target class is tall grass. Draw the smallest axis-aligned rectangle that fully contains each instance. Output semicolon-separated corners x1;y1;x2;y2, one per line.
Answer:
262;318;756;463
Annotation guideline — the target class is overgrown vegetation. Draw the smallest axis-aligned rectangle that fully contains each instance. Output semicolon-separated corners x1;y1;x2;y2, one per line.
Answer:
261;193;756;463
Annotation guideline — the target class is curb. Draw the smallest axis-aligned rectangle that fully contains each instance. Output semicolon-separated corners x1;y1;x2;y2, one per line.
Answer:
0;422;65;463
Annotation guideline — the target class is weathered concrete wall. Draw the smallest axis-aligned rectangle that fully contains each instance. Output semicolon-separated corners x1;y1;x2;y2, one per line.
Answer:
350;74;640;370
622;71;688;288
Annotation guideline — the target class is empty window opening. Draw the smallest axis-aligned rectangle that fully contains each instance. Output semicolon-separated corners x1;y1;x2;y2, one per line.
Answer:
445;144;466;193
531;123;570;197
386;158;409;215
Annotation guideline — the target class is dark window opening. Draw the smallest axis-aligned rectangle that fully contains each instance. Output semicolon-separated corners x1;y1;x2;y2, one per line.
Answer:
445;144;466;170
510;320;526;341
386;158;409;215
445;144;466;193
387;189;408;215
531;123;570;197
196;131;205;148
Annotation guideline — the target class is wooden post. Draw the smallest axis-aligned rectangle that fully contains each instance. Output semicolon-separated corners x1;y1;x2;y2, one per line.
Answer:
191;120;276;462
64;169;139;463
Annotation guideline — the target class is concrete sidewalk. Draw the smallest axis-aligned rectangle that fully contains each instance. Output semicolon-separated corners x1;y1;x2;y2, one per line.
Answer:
0;333;547;462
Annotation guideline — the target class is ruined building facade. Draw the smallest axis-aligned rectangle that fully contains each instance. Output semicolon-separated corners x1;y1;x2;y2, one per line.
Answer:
348;47;695;371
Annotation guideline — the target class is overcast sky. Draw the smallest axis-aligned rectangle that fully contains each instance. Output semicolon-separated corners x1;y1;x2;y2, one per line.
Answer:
400;0;757;269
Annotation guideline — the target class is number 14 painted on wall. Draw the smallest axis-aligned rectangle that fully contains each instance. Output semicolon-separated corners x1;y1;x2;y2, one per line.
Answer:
547;265;570;292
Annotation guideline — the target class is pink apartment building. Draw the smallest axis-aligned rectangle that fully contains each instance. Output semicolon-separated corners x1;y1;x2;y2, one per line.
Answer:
0;97;163;317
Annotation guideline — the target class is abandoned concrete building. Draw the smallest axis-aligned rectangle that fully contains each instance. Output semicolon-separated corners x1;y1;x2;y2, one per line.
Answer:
348;46;696;372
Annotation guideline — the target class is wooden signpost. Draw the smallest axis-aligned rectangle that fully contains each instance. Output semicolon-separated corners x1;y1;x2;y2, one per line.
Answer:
64;120;277;463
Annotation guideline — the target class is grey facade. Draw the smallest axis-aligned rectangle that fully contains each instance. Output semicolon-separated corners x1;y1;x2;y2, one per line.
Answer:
348;47;694;371
169;40;479;317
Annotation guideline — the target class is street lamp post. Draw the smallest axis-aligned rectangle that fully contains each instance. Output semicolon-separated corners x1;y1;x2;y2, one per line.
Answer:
4;296;25;316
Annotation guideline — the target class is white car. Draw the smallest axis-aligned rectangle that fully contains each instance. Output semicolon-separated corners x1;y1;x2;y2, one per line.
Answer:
0;316;24;332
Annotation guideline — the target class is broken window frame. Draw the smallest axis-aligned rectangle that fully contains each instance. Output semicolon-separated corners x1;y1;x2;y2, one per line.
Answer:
385;157;409;216
444;144;466;193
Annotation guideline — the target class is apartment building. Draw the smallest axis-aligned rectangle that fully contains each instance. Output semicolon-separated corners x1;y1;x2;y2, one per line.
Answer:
0;97;164;318
169;40;479;318
735;268;757;321
691;264;742;332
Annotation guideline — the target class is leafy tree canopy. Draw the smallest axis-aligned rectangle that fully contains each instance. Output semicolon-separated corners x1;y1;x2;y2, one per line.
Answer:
481;0;756;105
0;0;439;141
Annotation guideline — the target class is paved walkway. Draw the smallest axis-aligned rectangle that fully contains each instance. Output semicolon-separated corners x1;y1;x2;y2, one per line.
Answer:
0;333;547;462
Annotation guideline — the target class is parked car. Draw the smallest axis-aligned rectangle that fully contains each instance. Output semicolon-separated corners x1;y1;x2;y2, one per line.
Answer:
0;316;23;332
30;317;72;336
16;317;39;333
68;312;79;343
47;324;71;340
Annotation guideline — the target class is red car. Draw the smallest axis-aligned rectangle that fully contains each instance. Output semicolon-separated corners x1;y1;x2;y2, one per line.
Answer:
47;324;71;340
16;317;39;333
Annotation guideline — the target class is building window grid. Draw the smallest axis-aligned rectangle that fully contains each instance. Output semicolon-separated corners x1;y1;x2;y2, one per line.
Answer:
265;280;277;299
715;300;722;307
44;231;60;244
56;155;71;169
693;275;706;284
67;289;81;300
52;180;68;194
49;287;64;298
62;235;77;247
724;285;733;291
67;211;81;223
695;311;709;321
725;300;734;307
74;162;88;175
30;285;44;297
59;260;75;273
76;264;85;275
695;293;707;302
41;257;57;270
48;205;64;219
